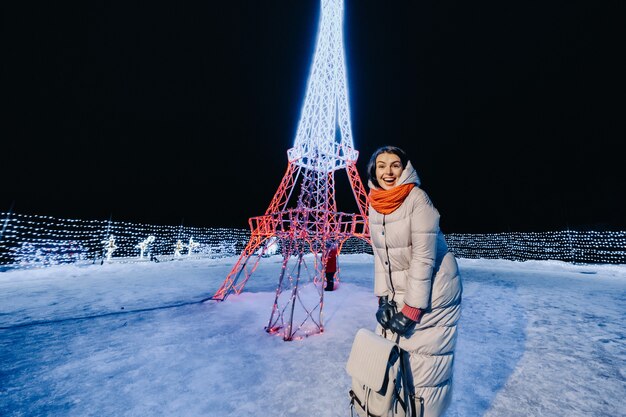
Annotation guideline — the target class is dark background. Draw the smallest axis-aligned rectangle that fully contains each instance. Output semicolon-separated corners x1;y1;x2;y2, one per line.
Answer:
2;1;624;233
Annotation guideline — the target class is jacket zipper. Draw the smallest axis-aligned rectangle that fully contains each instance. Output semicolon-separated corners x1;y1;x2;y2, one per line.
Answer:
383;214;396;300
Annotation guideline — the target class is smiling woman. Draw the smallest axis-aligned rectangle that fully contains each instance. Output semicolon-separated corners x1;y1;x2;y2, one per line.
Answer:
365;145;463;417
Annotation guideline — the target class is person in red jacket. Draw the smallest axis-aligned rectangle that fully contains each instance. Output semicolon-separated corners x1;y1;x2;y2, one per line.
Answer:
324;242;338;291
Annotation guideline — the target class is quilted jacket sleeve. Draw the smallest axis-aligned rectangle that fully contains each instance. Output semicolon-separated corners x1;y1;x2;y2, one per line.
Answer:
373;249;390;297
404;190;440;309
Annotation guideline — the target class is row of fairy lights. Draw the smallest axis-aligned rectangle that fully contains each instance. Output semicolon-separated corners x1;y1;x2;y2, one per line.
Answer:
0;212;251;267
1;213;625;268
445;231;626;264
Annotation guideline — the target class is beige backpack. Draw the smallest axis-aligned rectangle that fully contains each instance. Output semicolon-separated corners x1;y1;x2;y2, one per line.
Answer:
346;328;421;417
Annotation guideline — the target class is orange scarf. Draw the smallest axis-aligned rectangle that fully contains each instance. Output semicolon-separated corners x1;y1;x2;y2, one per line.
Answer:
369;183;415;215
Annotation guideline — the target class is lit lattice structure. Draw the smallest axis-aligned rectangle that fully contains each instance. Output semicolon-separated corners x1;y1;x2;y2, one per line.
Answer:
210;0;370;340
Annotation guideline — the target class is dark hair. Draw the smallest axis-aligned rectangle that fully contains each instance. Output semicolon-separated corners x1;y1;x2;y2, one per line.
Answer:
367;146;409;188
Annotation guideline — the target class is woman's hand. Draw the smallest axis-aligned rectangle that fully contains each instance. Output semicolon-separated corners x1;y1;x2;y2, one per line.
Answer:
376;296;396;329
388;311;417;335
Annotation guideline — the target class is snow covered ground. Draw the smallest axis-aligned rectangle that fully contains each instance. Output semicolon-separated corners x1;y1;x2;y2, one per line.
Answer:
0;254;624;417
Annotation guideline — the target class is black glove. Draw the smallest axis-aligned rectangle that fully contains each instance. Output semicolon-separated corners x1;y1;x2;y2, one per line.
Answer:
376;296;396;329
388;311;416;336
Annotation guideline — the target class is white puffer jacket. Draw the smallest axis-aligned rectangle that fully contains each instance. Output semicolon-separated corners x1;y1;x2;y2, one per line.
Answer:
369;161;462;417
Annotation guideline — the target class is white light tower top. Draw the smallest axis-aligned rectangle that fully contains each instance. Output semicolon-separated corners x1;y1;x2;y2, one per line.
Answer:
288;0;357;172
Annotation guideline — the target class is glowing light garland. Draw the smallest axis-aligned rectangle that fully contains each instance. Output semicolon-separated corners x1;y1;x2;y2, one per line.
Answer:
0;212;250;269
445;231;626;265
135;235;155;259
1;212;624;270
101;235;118;261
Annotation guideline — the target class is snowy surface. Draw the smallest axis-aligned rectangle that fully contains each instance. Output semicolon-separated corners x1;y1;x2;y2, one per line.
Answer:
0;255;624;417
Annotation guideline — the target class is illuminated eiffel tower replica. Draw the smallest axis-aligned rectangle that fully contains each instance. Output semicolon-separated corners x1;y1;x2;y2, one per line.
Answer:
212;0;370;340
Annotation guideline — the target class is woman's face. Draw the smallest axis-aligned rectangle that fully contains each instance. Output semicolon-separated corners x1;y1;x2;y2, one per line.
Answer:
375;152;404;190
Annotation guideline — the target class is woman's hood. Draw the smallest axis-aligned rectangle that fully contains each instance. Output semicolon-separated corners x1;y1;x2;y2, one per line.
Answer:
368;160;421;190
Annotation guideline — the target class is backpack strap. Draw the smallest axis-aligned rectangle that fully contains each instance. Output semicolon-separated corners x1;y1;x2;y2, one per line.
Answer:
398;348;425;417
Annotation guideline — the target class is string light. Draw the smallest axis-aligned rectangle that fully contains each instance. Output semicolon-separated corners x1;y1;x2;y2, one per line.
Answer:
173;239;184;258
0;212;624;269
101;235;118;261
187;237;200;257
135;235;155;260
444;231;626;265
0;212;250;269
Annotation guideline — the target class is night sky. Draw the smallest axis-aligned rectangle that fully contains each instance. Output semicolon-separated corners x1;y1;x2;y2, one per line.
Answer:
3;1;624;233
